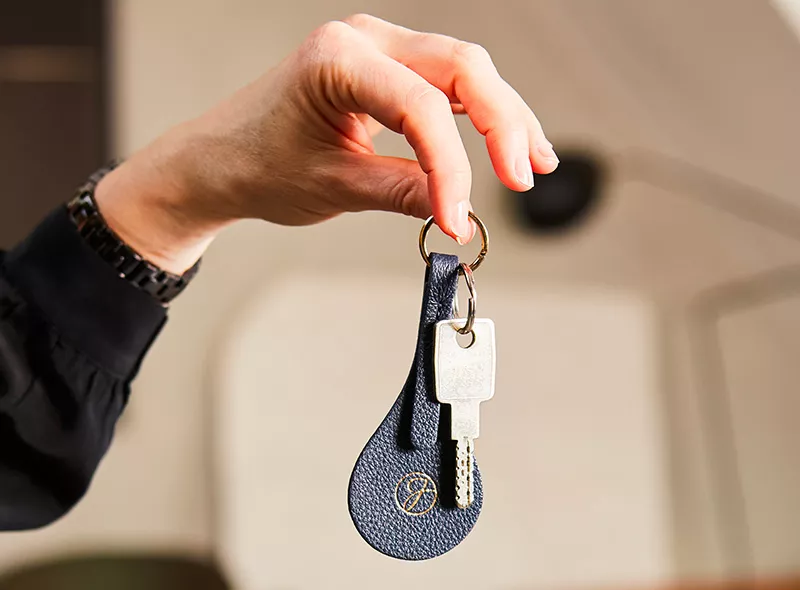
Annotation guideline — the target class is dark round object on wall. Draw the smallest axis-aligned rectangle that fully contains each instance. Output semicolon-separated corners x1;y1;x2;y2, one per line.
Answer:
512;151;604;234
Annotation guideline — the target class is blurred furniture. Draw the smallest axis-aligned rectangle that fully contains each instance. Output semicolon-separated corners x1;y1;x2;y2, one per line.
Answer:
0;0;107;248
0;554;229;590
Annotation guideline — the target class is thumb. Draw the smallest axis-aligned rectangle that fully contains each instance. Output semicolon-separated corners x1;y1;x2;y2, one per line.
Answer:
333;152;433;220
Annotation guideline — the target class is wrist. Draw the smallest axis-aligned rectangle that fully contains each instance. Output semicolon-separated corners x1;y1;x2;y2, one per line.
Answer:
94;138;229;274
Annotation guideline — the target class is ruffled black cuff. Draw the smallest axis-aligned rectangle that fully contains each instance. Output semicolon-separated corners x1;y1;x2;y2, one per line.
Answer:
4;206;167;377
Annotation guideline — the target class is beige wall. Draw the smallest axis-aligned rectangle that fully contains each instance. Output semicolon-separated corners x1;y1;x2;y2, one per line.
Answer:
1;1;799;588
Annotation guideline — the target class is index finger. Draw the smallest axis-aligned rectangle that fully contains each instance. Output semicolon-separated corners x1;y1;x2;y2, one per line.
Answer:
310;22;474;241
345;14;559;190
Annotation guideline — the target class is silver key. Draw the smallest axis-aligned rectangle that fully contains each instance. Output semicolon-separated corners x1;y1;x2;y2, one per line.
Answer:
433;318;496;509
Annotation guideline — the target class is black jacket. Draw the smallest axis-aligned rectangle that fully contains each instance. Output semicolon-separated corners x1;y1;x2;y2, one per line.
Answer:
0;207;166;530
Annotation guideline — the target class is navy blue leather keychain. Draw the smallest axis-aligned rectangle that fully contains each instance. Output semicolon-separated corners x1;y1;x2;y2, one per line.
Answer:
349;213;496;560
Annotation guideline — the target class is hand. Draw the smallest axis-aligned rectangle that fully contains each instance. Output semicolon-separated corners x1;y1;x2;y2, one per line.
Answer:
96;14;559;273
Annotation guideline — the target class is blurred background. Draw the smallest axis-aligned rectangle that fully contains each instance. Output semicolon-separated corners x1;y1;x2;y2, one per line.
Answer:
1;0;800;588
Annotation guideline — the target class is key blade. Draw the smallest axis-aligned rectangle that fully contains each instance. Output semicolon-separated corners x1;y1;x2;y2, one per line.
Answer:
434;318;496;404
455;437;474;509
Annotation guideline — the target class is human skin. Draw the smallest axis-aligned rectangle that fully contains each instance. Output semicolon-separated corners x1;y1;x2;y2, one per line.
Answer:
95;14;559;274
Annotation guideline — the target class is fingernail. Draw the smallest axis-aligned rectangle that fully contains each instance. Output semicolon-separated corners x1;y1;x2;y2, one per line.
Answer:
515;156;534;189
451;201;471;244
537;142;559;163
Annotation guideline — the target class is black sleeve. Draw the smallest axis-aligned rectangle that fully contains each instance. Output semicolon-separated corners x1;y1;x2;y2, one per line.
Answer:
0;207;167;530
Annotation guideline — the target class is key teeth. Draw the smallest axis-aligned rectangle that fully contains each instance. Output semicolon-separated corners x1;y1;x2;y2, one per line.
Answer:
455;438;475;509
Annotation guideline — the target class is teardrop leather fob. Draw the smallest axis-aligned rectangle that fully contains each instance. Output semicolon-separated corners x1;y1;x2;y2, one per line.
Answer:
348;253;483;560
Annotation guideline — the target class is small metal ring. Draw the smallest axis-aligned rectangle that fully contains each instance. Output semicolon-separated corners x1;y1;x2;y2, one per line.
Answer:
453;262;477;335
419;211;489;271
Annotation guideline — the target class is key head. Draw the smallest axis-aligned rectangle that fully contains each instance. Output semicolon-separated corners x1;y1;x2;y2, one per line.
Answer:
433;318;496;404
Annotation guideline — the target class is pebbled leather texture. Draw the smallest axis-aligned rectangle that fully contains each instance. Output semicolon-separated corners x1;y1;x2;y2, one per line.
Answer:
348;253;483;560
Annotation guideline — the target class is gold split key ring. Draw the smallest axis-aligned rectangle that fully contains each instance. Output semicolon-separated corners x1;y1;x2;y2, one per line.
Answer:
418;211;488;335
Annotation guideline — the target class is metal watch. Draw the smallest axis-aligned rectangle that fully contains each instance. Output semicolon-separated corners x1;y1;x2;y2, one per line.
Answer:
66;164;200;305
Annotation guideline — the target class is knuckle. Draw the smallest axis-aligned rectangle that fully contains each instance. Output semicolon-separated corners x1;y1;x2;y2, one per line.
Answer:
343;13;374;28
454;41;491;66
307;20;353;52
388;175;427;218
298;21;354;71
406;82;449;113
451;166;473;186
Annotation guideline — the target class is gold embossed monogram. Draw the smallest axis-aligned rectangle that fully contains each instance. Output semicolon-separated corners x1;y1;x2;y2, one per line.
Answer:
395;472;438;516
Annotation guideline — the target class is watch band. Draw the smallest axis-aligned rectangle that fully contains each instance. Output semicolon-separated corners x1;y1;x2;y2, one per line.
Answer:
66;164;200;305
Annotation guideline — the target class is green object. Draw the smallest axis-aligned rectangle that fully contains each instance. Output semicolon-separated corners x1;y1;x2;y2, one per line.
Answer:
0;554;230;590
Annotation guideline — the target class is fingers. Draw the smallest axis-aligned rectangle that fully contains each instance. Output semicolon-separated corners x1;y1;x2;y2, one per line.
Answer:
343;14;558;187
310;21;473;242
356;113;385;138
359;107;465;136
332;152;432;219
359;104;464;136
327;152;477;246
